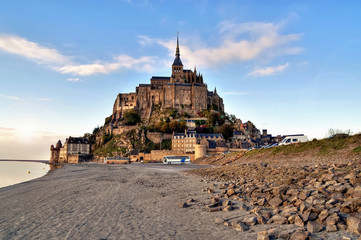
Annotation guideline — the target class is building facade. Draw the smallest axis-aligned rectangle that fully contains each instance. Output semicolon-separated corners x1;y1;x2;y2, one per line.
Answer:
172;130;225;154
50;136;91;163
111;35;224;123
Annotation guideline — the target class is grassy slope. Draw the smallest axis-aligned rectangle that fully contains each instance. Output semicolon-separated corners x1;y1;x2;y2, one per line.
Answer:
195;134;361;166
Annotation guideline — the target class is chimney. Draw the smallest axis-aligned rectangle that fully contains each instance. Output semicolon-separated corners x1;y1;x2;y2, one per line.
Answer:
262;129;267;136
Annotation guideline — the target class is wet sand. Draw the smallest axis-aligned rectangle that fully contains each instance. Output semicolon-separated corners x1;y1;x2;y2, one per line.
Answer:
0;163;251;240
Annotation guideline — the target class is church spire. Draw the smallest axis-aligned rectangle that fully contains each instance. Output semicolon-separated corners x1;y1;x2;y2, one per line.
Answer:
172;32;183;66
176;32;180;58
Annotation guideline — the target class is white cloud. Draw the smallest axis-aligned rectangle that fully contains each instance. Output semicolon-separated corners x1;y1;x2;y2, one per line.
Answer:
67;77;80;82
0;34;157;77
0;94;21;101
0;34;69;65
224;91;249;96
247;63;289;77
139;19;302;68
56;55;156;76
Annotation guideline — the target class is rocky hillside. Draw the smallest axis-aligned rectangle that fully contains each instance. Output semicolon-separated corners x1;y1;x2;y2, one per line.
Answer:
186;134;361;239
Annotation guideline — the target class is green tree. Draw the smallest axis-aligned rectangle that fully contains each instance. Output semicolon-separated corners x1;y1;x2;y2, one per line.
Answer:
207;111;225;127
124;110;141;125
214;124;234;140
160;123;170;133
104;115;112;125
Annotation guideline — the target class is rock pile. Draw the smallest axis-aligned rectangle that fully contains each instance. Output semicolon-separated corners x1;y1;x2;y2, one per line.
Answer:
193;161;361;239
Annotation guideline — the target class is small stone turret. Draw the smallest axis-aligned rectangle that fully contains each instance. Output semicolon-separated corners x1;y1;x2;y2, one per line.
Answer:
50;140;62;163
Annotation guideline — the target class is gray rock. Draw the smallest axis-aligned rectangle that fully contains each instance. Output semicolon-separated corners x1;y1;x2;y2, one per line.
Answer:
269;214;287;224
289;231;309;240
179;202;188;208
222;199;232;206
257;231;269;240
326;224;338;232
347;215;361;234
307;221;323;233
214;217;225;224
223;205;233;212
227;188;235;196
239;203;248;211
294;215;305;227
243;215;258;226
326;213;340;226
269;197;283;208
231;221;249;231
318;209;328;222
354;185;361;198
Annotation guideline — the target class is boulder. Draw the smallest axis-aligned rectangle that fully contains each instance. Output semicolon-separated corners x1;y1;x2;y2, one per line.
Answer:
326;213;340;226
269;214;287;224
318;209;329;222
222;199;232;207
289;231;309;240
347;215;361;234
227;188;235;196
214;217;225;224
243;215;258;226
239;203;248;211
307;221;323;233
294;215;305;227
354;186;361;198
269;197;283;208
223;205;233;212
326;224;338;232
231;221;249;231
257;231;269;240
179;202;188;208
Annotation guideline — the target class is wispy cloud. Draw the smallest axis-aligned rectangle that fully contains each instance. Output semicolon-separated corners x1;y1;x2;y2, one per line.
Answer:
67;77;80;82
0;34;69;65
0;127;16;138
0;34;157;77
0;94;21;101
57;55;156;76
139;19;302;68
224;91;249;96
247;63;289;77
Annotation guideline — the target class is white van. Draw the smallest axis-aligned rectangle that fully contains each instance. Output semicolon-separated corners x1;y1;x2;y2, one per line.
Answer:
163;156;190;164
280;135;308;145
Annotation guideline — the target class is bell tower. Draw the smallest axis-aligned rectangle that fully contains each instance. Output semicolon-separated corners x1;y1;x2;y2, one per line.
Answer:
171;33;184;83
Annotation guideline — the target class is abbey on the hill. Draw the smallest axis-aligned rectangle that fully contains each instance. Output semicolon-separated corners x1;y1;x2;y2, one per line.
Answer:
110;34;224;122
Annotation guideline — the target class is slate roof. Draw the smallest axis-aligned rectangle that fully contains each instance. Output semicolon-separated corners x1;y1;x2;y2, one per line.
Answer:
66;137;89;144
173;56;183;66
151;76;170;81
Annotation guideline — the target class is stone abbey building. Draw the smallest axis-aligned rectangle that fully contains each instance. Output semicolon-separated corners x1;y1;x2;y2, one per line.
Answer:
111;35;224;122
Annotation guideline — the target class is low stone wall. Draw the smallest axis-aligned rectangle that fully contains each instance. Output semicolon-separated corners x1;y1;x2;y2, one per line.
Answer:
147;132;172;144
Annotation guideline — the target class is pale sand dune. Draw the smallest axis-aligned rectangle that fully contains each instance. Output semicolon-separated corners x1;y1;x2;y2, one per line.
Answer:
0;163;256;240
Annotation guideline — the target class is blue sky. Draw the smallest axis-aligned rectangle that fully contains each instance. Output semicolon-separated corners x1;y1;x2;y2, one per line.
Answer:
0;1;360;160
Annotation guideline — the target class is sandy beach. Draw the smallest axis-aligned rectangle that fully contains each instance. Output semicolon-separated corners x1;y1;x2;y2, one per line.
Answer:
0;163;253;240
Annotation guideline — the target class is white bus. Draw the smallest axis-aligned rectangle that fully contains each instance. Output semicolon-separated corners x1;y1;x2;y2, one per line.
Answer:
163;156;190;164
